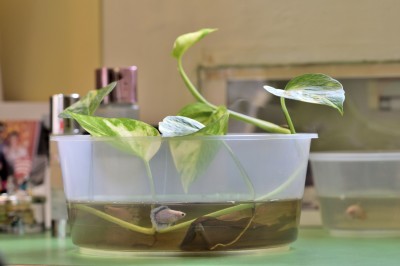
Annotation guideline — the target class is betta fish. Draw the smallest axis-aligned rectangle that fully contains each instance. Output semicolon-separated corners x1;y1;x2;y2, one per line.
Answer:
346;204;367;220
150;206;186;231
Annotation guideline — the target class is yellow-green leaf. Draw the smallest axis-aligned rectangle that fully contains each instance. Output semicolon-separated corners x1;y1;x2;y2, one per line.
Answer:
59;82;116;118
172;28;217;59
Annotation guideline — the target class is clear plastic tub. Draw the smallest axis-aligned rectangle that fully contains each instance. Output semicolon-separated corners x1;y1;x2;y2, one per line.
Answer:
52;133;316;253
309;152;400;237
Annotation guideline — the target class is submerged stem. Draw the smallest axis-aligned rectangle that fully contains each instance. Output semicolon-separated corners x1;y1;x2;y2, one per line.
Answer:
159;203;253;233
160;162;306;233
223;142;255;198
77;163;306;235
209;207;256;250
75;204;155;235
144;160;155;199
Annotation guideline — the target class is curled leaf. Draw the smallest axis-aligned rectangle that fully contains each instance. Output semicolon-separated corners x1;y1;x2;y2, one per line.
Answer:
264;73;345;115
159;116;205;137
172;28;217;59
59;82;117;118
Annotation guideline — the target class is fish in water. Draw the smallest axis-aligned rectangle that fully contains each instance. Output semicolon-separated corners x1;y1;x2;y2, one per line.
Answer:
346;204;367;220
150;206;186;231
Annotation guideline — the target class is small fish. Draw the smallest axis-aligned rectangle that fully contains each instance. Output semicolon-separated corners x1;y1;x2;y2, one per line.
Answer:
346;204;367;220
150;206;186;231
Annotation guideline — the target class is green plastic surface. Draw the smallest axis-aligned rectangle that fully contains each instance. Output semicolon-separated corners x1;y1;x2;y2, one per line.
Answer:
0;227;399;265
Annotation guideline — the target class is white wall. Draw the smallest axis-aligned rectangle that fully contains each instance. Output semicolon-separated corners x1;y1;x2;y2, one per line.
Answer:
102;0;400;125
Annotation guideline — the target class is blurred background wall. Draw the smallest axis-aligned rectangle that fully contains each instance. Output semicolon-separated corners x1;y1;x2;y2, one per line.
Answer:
0;0;101;101
1;0;400;125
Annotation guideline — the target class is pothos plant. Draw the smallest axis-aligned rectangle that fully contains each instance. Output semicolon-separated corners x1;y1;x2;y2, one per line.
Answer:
59;28;345;235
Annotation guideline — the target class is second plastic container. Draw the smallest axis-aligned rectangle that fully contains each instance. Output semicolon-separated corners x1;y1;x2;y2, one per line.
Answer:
310;152;400;237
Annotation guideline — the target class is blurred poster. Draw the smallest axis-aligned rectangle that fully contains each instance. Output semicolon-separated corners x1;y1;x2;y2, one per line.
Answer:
0;120;41;193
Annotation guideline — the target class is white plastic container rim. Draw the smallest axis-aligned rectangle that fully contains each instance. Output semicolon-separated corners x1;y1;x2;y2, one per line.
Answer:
51;133;318;142
309;152;400;162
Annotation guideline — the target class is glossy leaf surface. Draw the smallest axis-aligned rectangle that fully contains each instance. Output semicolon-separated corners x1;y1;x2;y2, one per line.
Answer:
264;73;345;115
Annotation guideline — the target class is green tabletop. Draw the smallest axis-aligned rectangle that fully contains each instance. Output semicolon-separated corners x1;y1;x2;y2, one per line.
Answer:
0;227;399;266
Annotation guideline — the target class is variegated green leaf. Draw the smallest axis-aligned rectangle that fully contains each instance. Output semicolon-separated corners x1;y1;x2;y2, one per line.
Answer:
172;28;217;59
168;106;229;192
66;112;158;137
264;73;345;115
159;116;205;137
193;106;229;135
177;102;215;125
59;82;116;118
65;111;160;161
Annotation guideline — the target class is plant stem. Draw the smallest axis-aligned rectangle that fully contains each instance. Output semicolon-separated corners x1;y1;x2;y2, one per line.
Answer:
144;160;156;199
228;109;291;134
223;143;255;198
75;204;155;235
77;162;305;235
178;59;215;108
178;59;290;134
76;61;303;235
160;162;306;233
209;208;256;250
159;202;253;233
76;162;303;235
280;97;296;134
